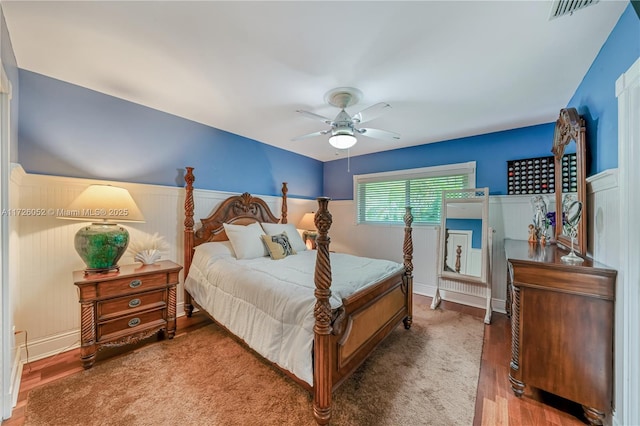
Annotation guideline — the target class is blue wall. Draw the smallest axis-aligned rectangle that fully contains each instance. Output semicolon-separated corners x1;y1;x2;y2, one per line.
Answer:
15;3;638;200
567;3;640;175
324;3;639;200
17;70;323;199
445;218;482;249
324;123;555;200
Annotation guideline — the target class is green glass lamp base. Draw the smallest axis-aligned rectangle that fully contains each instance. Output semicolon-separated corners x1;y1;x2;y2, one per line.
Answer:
75;223;129;274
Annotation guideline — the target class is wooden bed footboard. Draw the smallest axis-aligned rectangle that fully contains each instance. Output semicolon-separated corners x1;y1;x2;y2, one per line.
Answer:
329;271;411;389
312;199;413;425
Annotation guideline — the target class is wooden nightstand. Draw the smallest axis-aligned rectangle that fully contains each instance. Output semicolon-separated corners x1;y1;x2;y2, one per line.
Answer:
73;260;182;369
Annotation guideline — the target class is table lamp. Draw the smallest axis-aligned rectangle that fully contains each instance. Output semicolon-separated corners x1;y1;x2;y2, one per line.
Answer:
298;212;318;250
59;184;145;273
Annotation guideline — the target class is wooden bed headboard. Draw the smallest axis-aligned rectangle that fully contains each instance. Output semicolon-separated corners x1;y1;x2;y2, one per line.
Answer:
183;166;288;277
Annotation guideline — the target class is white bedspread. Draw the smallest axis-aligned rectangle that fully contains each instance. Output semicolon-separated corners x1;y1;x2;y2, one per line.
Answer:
184;244;404;386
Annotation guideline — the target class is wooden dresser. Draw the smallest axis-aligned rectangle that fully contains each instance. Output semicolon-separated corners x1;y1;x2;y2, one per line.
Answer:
505;240;616;425
73;260;182;368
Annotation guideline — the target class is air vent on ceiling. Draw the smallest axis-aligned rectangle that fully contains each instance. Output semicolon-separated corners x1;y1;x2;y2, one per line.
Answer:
549;0;599;20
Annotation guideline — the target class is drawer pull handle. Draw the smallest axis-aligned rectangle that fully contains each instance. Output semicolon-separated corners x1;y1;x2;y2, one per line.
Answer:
129;279;142;289
128;298;141;308
128;318;141;327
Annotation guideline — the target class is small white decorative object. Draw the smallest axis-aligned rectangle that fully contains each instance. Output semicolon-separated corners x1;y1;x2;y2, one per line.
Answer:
134;249;163;265
127;232;170;265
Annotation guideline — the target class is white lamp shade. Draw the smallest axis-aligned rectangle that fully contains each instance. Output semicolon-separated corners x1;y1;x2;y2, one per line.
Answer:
298;212;316;230
58;184;145;223
329;134;357;149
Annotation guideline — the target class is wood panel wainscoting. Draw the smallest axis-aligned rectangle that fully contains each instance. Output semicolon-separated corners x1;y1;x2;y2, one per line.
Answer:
3;294;594;426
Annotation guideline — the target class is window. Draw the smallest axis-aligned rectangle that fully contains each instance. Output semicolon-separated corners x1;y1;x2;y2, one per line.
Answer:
354;162;476;225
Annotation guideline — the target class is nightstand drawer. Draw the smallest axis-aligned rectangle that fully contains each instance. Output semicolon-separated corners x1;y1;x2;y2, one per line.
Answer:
96;272;169;298
97;289;167;321
97;309;166;341
74;260;182;368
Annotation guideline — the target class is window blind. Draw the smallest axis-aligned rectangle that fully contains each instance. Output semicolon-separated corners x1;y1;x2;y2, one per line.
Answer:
355;162;475;225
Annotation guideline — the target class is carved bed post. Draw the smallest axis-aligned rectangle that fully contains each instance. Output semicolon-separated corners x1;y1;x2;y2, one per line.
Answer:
403;206;414;329
183;167;195;317
313;197;333;425
281;182;288;224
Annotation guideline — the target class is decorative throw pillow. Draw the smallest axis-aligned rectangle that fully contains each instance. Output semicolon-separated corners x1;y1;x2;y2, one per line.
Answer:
261;231;297;260
222;222;268;259
260;223;307;252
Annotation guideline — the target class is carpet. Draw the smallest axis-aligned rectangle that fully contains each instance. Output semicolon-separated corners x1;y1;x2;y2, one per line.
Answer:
24;304;484;426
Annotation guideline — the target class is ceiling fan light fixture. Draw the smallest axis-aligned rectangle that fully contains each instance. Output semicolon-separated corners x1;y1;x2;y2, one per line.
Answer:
329;134;357;149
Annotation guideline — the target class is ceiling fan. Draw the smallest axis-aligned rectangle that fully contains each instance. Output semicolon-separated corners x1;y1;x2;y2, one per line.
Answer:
292;87;400;150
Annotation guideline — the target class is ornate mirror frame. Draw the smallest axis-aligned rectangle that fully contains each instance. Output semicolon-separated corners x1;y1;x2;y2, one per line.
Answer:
551;107;587;255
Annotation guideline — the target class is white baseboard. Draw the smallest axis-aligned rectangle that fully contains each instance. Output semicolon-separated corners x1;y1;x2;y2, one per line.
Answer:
491;299;507;315
19;329;81;364
413;281;437;298
413;281;506;314
14;290;505;365
15;302;188;365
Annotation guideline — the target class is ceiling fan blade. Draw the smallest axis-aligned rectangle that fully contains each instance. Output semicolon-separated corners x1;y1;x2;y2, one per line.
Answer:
291;129;331;141
351;102;391;124
296;110;333;125
356;127;400;141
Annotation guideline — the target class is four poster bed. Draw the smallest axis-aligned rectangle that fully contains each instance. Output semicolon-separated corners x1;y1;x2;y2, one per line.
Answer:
182;167;414;425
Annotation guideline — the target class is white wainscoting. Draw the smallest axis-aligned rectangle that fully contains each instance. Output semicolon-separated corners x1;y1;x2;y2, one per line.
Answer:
322;200;441;298
327;195;543;313
586;169;619;267
10;166;621;390
487;194;556;315
327;187;619;318
10;167;315;364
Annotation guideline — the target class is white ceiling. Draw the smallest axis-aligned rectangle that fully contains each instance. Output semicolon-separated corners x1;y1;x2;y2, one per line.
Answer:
2;1;628;162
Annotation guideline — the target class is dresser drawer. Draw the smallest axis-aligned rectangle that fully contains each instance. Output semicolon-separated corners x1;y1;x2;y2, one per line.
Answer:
97;309;166;342
97;289;167;321
96;272;169;298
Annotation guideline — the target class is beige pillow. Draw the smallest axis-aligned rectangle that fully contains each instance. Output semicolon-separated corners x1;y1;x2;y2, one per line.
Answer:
223;222;268;259
260;222;307;252
261;231;297;260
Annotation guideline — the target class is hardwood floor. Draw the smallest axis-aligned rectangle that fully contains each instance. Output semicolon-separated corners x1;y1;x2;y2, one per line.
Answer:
3;295;588;425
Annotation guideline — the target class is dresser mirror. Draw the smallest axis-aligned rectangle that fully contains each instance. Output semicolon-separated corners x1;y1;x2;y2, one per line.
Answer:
551;108;587;254
438;187;489;282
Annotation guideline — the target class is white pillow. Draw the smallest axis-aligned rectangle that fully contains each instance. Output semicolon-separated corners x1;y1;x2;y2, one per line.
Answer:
223;222;268;259
260;222;307;252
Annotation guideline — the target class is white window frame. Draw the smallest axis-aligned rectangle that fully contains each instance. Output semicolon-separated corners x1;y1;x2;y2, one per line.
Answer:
353;161;477;226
